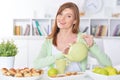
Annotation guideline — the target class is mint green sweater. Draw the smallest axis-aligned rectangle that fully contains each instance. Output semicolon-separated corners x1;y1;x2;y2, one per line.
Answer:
33;33;112;71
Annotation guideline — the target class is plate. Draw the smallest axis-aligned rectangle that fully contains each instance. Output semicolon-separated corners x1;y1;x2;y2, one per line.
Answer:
0;74;43;80
0;68;44;80
48;72;85;80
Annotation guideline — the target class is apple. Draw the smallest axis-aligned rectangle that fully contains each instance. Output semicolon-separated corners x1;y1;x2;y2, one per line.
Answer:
48;68;58;77
98;68;108;75
104;66;117;76
92;66;101;73
118;71;120;74
92;67;108;75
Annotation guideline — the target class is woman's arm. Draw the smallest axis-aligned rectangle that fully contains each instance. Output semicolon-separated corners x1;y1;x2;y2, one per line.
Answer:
89;43;112;66
33;39;64;69
82;33;112;66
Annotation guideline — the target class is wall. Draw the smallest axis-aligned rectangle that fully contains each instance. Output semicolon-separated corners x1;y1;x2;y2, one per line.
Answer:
0;0;118;36
103;38;120;66
0;0;120;68
0;37;119;68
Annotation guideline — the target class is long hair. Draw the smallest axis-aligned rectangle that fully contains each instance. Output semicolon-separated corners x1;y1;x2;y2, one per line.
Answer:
47;2;80;46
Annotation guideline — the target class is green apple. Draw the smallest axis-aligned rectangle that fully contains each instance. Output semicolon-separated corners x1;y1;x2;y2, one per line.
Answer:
118;71;120;74
104;66;117;76
98;68;108;75
92;67;108;75
92;66;101;73
48;68;58;77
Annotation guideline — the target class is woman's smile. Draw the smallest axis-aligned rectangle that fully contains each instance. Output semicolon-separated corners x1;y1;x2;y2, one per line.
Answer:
58;21;66;26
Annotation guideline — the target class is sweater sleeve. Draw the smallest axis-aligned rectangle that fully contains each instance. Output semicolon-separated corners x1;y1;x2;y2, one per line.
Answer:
77;33;112;67
33;39;64;69
89;43;112;67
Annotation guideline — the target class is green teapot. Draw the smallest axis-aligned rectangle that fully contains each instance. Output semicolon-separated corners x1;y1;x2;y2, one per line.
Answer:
64;42;88;62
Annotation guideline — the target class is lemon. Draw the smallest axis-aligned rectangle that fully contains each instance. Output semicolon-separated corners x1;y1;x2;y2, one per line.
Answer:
48;68;58;77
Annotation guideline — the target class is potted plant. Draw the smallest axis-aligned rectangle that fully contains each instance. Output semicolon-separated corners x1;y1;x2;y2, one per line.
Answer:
0;40;18;69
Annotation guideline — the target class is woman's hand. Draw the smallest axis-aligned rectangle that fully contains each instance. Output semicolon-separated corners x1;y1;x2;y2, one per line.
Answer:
63;41;76;55
82;34;94;47
63;45;70;54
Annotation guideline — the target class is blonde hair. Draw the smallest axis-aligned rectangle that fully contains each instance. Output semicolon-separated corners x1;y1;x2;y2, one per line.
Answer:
47;2;80;46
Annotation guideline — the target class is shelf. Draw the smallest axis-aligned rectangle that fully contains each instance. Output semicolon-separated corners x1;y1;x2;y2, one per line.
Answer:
13;18;120;38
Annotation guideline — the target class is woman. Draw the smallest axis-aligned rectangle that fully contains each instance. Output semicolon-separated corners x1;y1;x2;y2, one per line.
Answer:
33;2;112;72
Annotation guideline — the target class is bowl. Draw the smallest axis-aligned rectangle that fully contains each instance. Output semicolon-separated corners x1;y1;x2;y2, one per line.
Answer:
87;70;120;80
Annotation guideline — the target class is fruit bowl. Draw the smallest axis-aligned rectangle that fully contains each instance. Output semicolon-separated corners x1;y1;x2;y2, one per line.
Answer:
87;70;120;80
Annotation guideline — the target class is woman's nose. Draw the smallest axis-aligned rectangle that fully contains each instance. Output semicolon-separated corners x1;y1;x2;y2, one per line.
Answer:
60;15;65;20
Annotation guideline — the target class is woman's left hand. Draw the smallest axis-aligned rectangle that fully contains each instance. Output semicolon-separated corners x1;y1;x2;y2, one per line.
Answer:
82;34;94;47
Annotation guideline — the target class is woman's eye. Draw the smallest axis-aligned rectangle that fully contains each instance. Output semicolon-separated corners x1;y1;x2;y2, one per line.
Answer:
58;13;62;16
67;15;71;18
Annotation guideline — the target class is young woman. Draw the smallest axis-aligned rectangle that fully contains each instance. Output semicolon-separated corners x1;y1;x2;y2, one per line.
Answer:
33;2;112;72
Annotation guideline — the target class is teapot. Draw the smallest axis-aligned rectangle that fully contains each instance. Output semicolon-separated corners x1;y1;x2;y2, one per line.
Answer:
64;42;88;62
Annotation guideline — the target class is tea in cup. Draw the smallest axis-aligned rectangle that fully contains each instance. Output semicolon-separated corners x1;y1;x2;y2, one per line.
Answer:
55;59;66;74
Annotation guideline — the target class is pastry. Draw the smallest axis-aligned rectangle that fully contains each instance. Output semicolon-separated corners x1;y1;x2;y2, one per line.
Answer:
1;67;43;77
24;72;32;77
15;72;23;77
9;68;16;76
65;72;72;76
38;69;44;74
1;68;8;74
71;72;77;75
32;72;40;76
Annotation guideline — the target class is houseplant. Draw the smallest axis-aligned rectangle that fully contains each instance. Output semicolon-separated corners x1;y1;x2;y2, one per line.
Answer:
0;40;18;69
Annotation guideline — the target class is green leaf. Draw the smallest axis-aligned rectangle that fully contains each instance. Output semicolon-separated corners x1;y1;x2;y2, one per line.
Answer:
0;40;18;57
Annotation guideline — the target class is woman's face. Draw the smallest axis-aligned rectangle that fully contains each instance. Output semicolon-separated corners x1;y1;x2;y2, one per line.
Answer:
57;8;76;30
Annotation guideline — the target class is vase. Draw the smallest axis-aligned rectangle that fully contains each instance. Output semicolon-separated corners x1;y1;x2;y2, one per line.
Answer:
0;56;15;69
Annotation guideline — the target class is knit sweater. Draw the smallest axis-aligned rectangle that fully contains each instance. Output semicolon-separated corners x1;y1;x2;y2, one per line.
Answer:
33;32;112;71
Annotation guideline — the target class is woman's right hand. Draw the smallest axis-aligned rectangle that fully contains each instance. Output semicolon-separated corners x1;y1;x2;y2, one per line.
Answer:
63;41;76;55
63;45;70;55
